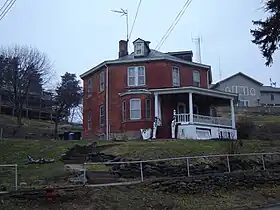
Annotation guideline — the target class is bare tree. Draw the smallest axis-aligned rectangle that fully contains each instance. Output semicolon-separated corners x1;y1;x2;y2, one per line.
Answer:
0;45;53;127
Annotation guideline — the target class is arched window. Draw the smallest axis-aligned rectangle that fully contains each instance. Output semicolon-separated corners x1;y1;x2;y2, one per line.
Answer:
193;71;200;87
250;88;256;96
225;87;231;92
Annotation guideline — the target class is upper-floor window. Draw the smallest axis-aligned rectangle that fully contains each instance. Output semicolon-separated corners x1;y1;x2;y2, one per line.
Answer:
193;71;200;87
99;104;104;127
232;85;250;96
130;98;141;120
99;71;105;92
127;66;145;87
87;78;92;97
172;66;180;87
87;110;92;130
134;42;144;56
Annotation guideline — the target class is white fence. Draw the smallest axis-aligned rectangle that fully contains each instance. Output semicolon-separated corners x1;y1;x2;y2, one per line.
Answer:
83;152;280;187
0;164;18;193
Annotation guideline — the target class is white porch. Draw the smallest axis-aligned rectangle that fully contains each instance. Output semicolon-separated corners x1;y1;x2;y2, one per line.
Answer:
149;86;238;140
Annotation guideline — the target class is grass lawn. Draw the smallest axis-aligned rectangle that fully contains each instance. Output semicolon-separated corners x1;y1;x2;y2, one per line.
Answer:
0;139;280;189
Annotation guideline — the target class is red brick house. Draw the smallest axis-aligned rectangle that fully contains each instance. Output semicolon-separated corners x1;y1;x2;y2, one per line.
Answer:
80;38;238;140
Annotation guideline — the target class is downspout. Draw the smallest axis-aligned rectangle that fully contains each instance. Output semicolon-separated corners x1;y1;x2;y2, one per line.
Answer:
105;64;109;140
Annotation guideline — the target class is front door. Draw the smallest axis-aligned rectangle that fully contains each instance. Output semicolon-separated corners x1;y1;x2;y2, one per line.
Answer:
177;102;187;122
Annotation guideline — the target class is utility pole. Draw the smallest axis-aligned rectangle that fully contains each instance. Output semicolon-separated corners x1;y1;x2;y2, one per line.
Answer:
218;56;222;80
192;36;202;63
111;8;129;41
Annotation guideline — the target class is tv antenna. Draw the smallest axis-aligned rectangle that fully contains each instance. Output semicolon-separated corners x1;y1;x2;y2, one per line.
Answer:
111;8;129;41
269;78;277;87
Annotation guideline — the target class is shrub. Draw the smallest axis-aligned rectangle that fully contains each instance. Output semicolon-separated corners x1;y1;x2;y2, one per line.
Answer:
236;116;255;139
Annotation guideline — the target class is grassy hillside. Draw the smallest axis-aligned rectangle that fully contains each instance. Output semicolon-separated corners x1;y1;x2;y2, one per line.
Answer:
1;139;280;209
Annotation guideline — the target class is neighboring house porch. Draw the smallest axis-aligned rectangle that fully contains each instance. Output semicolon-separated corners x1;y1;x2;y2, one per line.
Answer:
150;87;237;140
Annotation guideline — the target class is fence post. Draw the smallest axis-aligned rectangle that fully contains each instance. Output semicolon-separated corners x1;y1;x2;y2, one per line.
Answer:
226;155;231;173
261;154;266;170
140;162;144;182
83;163;86;184
186;158;190;177
15;164;18;191
0;128;3;140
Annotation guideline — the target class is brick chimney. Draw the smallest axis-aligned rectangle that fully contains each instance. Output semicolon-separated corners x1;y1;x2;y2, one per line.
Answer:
119;40;128;58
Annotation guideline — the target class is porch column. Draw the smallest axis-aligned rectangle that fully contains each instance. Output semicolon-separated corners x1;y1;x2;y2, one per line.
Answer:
189;92;193;123
154;93;159;119
230;99;236;129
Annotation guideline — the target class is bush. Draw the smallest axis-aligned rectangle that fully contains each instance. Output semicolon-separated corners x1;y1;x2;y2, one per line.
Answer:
236;116;255;139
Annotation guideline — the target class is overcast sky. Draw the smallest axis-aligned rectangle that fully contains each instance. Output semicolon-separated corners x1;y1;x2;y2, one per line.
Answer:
0;0;279;86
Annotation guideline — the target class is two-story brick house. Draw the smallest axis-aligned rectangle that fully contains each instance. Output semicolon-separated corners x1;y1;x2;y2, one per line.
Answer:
80;38;238;140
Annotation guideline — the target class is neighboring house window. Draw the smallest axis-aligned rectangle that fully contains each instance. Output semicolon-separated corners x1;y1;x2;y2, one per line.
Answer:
99;104;104;127
127;66;145;86
172;66;180;87
232;85;250;95
87;78;92;97
87;111;92;130
145;99;151;119
250;88;256;96
271;94;275;101
122;101;126;122
99;71;105;92
237;100;249;107
135;43;144;56
193;71;200;87
225;87;231;92
130;98;141;120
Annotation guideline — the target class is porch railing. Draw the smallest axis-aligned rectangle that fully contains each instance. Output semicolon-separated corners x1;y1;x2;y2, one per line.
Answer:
175;113;231;127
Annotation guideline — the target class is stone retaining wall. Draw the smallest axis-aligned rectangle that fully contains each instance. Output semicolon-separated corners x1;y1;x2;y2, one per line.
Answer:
147;170;280;194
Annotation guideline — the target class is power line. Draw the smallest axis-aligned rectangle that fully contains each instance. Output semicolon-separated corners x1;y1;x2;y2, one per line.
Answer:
155;0;193;51
0;0;16;22
128;0;142;41
0;0;9;14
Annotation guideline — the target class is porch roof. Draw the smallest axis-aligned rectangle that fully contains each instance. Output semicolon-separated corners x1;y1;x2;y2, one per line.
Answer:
149;86;238;100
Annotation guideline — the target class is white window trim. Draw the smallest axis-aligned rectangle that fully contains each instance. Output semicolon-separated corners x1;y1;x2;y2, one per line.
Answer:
127;66;146;87
99;71;105;92
134;42;144;56
130;98;141;120
172;66;180;87
193;71;201;87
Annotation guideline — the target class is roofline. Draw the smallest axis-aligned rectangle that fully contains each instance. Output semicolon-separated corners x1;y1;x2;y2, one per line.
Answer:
80;57;211;79
149;86;238;100
166;50;193;55
211;72;263;89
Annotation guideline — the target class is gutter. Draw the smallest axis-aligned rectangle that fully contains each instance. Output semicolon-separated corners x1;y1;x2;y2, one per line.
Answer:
105;64;109;140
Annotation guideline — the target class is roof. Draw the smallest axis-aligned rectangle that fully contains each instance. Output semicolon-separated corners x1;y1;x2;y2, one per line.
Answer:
80;49;212;80
211;72;263;89
260;86;280;92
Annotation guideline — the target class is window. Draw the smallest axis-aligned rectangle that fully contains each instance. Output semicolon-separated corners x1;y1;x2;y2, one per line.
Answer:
127;66;145;86
99;104;104;127
193;71;200;87
122;101;126;122
87;78;92;97
99;71;105;92
225;87;231;92
134;43;144;56
237;100;249;107
172;66;180;87
130;99;141;120
87;111;92;130
231;85;250;95
145;99;151;119
271;94;275;101
250;88;256;96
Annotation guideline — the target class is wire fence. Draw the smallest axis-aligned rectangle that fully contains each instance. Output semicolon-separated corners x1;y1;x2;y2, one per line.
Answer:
0;164;18;192
83;152;280;187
